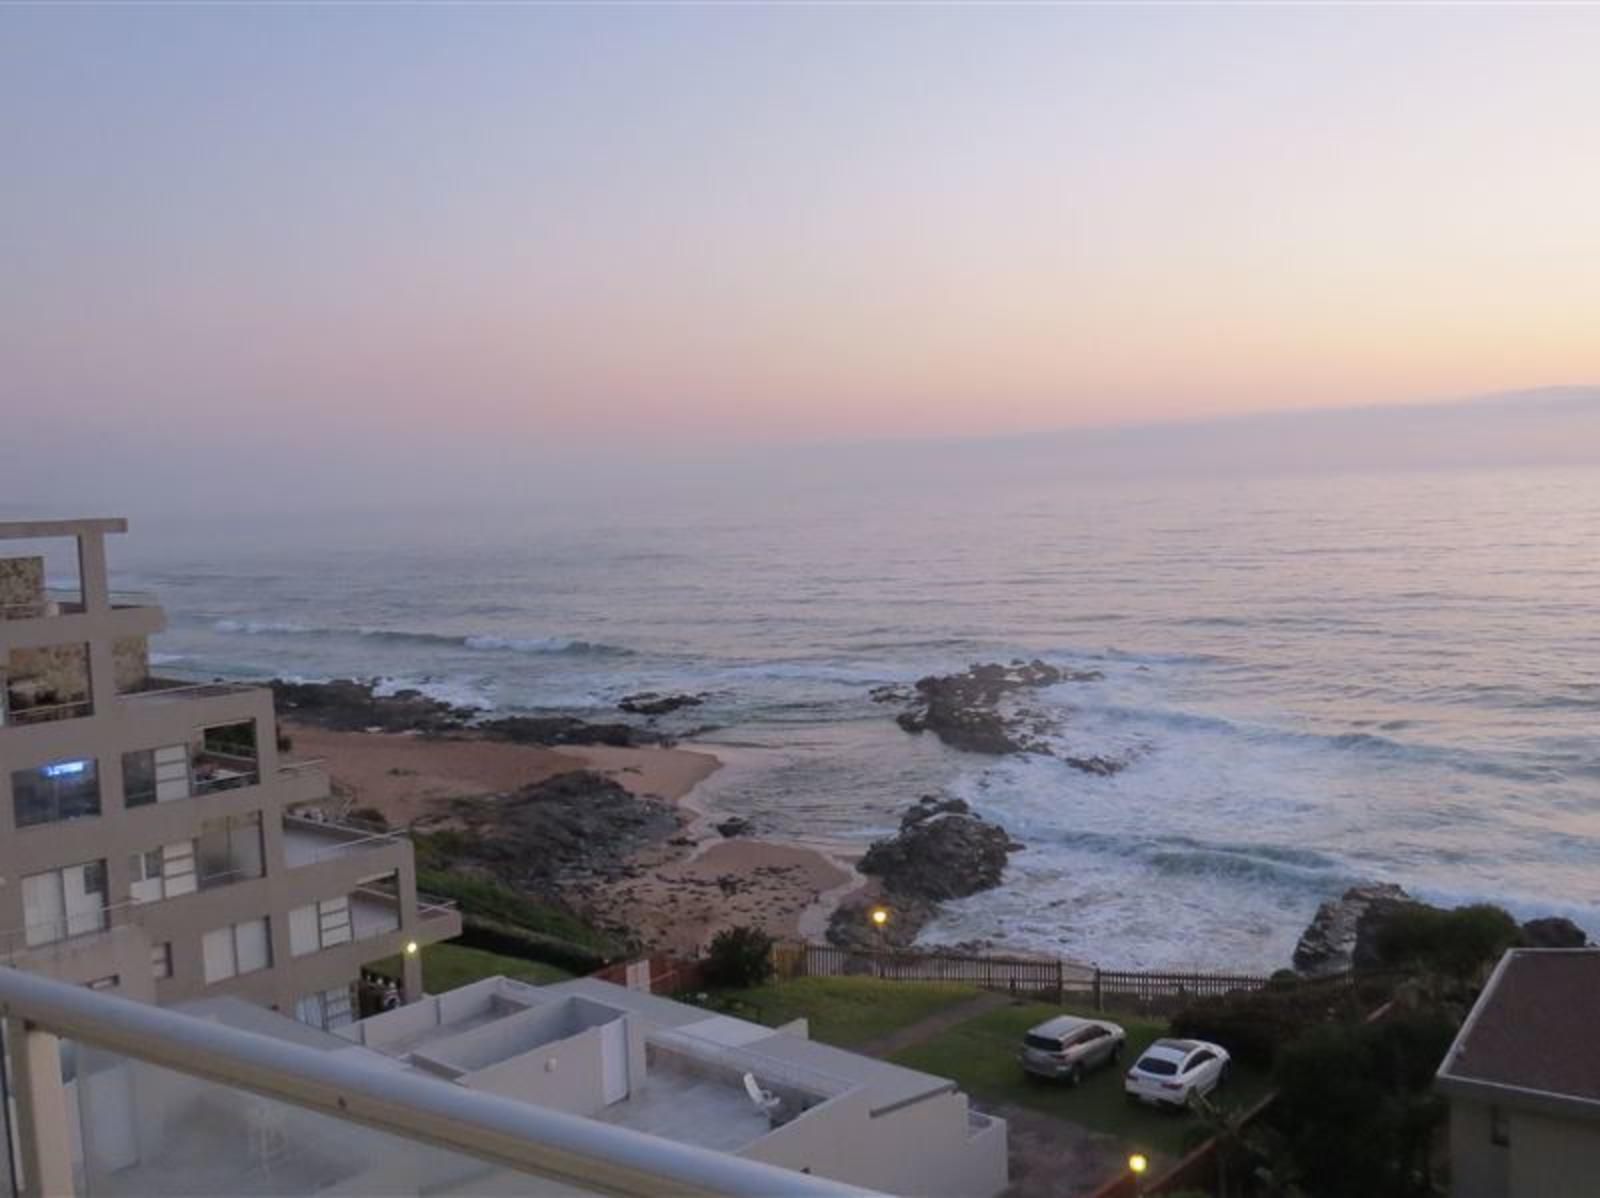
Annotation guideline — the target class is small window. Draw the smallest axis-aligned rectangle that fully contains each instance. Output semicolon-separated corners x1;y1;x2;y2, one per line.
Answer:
202;917;272;983
12;759;101;827
1490;1105;1510;1147
1187;1051;1215;1071
151;942;173;980
1081;1027;1107;1042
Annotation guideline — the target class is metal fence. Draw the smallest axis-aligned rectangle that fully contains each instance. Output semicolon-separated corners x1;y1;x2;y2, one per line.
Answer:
773;942;1270;1011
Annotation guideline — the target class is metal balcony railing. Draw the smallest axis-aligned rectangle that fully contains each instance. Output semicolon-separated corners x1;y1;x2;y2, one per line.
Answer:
0;965;877;1197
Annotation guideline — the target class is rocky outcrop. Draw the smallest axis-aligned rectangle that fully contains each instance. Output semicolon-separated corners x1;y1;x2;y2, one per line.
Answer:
716;816;753;838
1292;884;1416;977
888;660;1103;756
1295;886;1593;976
827;795;1018;949
478;714;665;748
271;678;473;733
618;691;706;717
438;770;680;896
1518;916;1590;949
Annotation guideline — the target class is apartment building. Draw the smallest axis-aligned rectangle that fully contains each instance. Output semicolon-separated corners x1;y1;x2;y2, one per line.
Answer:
1436;948;1600;1197
0;517;459;1027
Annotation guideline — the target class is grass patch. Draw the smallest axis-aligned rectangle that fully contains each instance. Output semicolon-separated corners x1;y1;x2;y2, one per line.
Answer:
370;943;574;993
706;977;981;1049
891;1001;1274;1159
415;866;615;952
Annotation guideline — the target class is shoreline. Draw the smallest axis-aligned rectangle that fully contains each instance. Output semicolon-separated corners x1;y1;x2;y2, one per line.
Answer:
283;721;863;957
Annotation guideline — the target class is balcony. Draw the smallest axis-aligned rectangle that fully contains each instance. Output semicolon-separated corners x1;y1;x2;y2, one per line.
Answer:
122;678;260;706
0;587;158;622
282;815;407;870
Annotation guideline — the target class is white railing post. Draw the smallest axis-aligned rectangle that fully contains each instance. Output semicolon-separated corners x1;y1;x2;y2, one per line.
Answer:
5;1018;75;1198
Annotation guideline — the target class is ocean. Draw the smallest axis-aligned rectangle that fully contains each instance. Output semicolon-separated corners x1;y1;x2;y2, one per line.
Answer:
105;463;1600;970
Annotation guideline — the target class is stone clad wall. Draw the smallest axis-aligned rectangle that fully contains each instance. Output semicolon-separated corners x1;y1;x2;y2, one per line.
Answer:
0;556;45;607
113;636;150;691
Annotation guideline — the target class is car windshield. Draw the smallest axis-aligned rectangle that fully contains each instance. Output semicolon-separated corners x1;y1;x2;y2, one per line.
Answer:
1024;1034;1063;1052
1135;1057;1179;1076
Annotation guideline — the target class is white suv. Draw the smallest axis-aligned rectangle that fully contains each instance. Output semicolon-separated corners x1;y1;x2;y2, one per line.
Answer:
1124;1038;1230;1108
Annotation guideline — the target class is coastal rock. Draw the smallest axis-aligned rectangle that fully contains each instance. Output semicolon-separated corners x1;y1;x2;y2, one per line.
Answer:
1062;754;1127;777
1292;884;1416;977
889;659;1102;755
861;797;1016;903
618;691;706;717
440;770;680;896
826;796;1018;950
478;714;665;748
716;816;753;838
270;678;474;733
1518;916;1589;949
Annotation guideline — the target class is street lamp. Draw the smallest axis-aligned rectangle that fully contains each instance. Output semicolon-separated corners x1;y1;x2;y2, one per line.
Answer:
405;941;419;956
1128;1153;1148;1194
869;907;889;975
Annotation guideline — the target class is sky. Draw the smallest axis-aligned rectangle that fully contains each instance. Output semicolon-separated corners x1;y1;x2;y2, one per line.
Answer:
4;4;1600;510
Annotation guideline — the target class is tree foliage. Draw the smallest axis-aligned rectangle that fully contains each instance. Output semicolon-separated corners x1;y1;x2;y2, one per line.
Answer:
703;925;776;989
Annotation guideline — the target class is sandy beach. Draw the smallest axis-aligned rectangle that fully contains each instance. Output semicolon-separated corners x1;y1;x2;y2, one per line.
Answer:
284;722;858;955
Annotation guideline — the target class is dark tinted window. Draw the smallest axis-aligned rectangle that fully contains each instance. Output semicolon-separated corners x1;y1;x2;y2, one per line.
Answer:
1187;1051;1215;1071
1024;1034;1062;1052
12;759;100;827
1136;1057;1179;1076
1081;1027;1107;1041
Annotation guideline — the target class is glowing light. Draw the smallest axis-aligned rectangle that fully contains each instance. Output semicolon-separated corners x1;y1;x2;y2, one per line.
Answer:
1129;1153;1148;1176
405;941;419;955
870;907;889;927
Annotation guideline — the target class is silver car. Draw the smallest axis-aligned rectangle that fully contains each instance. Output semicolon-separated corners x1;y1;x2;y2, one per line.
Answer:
1019;1015;1127;1085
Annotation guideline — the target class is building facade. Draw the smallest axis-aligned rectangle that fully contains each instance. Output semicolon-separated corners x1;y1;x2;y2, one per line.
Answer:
1436;948;1600;1197
0;518;459;1026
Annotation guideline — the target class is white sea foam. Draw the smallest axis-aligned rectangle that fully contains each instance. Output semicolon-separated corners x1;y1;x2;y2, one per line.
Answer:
373;675;496;712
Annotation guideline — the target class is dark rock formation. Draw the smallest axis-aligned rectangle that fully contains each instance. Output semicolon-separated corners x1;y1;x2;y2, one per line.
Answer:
271;678;473;733
716;816;753;838
827;795;1019;949
1292;884;1416;977
442;770;680;896
1062;754;1126;777
1518;916;1590;949
618;691;706;716
889;659;1101;755
477;715;665;748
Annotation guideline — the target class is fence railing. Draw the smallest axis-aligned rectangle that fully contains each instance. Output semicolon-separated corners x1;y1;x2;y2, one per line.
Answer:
773;942;1270;1010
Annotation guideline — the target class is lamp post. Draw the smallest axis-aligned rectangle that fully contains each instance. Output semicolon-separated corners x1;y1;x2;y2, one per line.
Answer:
870;906;889;976
1128;1152;1148;1195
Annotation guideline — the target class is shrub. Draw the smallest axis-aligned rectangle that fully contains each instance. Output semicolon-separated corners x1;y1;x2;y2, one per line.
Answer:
1372;903;1518;980
1268;1011;1455;1197
703;926;776;989
1172;979;1378;1070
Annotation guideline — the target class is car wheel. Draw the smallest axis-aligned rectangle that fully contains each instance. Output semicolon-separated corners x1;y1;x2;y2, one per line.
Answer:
1068;1063;1083;1087
1112;1041;1124;1063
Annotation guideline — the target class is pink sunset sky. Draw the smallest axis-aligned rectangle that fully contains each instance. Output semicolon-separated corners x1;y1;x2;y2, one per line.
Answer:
3;3;1599;484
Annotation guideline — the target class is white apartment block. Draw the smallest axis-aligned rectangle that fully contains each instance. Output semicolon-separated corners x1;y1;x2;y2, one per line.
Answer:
0;518;460;1027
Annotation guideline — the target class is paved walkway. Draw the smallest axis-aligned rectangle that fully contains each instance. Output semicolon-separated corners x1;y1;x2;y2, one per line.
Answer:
855;989;1013;1058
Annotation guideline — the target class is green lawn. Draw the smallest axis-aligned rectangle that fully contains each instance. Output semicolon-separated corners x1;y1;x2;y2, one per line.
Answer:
890;1001;1274;1159
706;976;982;1049
369;943;574;993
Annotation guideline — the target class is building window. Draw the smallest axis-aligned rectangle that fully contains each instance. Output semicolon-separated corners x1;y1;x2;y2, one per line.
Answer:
192;720;259;793
86;975;119;991
288;896;353;958
293;984;355;1031
201;917;271;983
21;860;108;946
196;812;264;889
122;745;190;808
151;942;173;980
1490;1105;1510;1147
11;758;100;827
129;841;197;903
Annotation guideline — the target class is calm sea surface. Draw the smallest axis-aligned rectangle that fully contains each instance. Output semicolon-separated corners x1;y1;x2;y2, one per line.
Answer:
107;465;1600;969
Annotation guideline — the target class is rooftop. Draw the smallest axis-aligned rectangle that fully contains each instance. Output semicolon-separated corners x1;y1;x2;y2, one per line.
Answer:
1438;948;1600;1109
